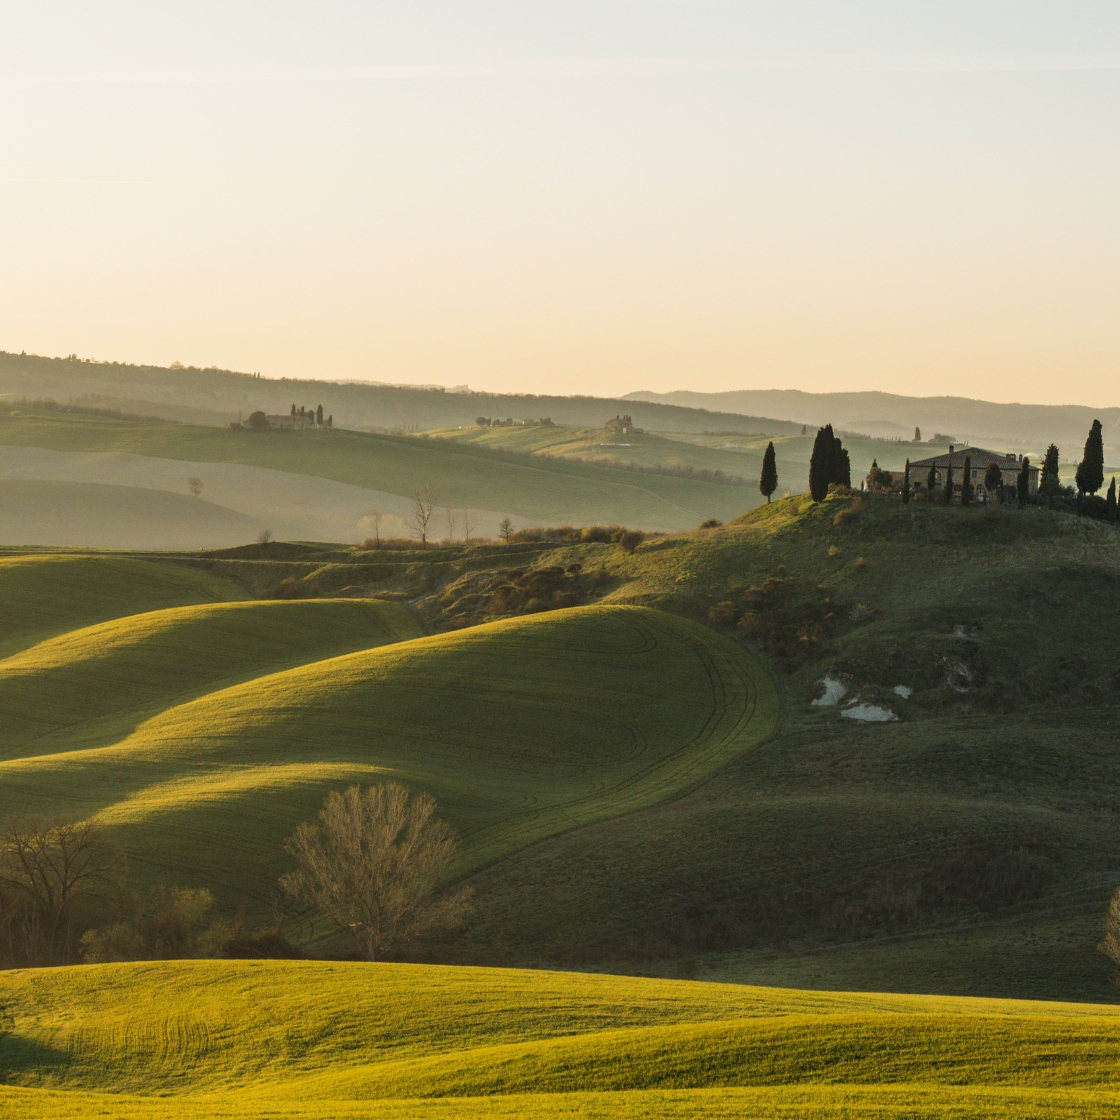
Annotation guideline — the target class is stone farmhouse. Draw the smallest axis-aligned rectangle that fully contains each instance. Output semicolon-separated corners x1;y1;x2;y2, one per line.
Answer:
264;413;314;430
909;446;1039;498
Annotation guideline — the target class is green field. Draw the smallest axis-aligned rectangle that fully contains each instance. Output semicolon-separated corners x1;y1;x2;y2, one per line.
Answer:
2;488;1120;1117
0;593;776;911
0;408;757;531
2;960;1120;1117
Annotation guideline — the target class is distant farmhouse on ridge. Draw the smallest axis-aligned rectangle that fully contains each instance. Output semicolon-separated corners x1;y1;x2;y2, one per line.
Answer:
909;446;1039;498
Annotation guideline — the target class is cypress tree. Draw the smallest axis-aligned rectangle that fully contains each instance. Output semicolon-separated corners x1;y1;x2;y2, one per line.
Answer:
927;464;937;497
316;404;324;425
1075;420;1104;495
961;456;973;506
808;426;832;502
944;461;954;504
984;461;1002;503
838;446;851;489
759;441;778;503
1108;477;1117;522
902;459;911;504
1039;444;1061;507
1017;457;1030;507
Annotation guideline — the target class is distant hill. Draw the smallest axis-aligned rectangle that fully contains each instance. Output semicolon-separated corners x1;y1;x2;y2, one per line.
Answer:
625;388;1120;458
0;350;800;436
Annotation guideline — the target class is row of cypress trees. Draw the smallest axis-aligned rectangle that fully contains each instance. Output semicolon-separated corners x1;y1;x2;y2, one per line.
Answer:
759;418;1114;515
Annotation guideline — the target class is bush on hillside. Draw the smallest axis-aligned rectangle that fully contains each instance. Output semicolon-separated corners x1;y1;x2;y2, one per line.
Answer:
281;783;471;962
617;530;644;554
80;886;229;963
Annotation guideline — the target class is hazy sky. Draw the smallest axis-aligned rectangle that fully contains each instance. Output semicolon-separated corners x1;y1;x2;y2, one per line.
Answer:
2;2;1118;404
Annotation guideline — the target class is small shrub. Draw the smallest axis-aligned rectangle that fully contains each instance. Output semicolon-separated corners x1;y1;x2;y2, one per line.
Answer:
580;525;612;543
699;518;723;529
854;557;866;571
828;544;842;558
708;601;741;626
617;530;644;554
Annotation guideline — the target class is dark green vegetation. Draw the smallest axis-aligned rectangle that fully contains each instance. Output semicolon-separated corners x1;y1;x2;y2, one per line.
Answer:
3;491;1120;1005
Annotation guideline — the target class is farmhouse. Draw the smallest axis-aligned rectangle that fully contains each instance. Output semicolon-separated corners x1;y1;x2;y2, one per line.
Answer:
265;413;314;430
909;446;1038;497
605;414;643;435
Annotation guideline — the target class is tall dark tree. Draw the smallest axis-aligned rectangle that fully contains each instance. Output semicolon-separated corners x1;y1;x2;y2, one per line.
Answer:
984;461;1003;503
838;446;851;489
1017;457;1030;507
808;426;833;502
927;464;937;497
1039;444;1061;508
316;404;324;425
902;459;911;504
1107;477;1117;522
290;403;296;416
944;461;954;505
961;456;973;506
914;427;921;442
759;442;778;503
1076;420;1104;496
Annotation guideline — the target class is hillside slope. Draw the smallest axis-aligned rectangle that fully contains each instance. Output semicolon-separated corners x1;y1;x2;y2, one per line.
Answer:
0;606;776;910
627;387;1120;458
0;350;799;435
0;409;757;532
0;553;247;657
1;961;1120;1118
0;598;420;760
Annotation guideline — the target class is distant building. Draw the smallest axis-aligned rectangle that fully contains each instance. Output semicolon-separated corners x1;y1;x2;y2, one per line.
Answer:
264;413;314;430
605;414;642;435
909;446;1038;497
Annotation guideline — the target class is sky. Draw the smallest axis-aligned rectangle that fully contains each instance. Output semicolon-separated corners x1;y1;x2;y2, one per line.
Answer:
1;2;1118;405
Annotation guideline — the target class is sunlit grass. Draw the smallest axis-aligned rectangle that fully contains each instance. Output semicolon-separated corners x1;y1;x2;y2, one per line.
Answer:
0;605;777;912
2;961;1119;1117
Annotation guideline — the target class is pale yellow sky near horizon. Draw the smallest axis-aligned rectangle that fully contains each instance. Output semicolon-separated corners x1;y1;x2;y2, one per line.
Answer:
1;3;1118;406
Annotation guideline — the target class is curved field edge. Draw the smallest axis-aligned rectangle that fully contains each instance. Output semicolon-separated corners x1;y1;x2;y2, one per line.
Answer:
0;552;248;657
0;606;778;892
2;962;1120;1117
0;598;422;760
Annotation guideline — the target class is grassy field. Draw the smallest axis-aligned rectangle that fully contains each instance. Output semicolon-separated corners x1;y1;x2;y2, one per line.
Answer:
1;960;1120;1117
0;598;421;760
0;408;756;531
0;601;776;913
0;553;247;657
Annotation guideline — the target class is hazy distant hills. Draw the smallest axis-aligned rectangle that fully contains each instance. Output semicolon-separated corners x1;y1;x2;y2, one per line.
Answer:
0;352;800;437
626;388;1120;456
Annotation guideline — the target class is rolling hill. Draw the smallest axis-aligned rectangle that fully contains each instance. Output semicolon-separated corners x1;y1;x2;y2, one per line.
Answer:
0;408;759;535
0;598;421;760
627;387;1120;460
0;553;247;657
1;960;1120;1117
0;349;799;435
0;603;776;913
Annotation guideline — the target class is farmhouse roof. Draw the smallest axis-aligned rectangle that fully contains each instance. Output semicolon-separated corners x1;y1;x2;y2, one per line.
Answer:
909;446;1035;471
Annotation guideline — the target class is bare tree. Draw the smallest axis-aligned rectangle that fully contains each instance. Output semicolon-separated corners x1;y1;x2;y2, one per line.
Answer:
462;508;474;541
499;516;513;543
0;817;111;963
443;507;457;545
280;783;471;962
186;476;204;497
257;529;273;546
364;511;383;548
411;486;435;545
1101;887;1120;970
